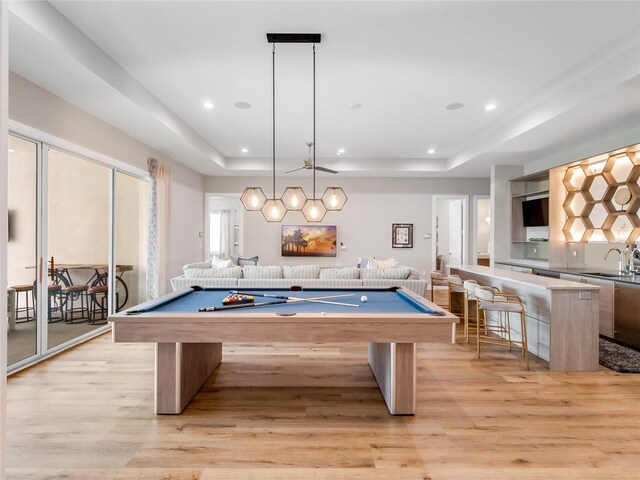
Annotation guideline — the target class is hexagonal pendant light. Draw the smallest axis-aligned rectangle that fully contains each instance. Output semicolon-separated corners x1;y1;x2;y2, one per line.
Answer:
241;187;267;211
322;187;348;211
259;42;286;222
281;186;307;211
243;33;346;223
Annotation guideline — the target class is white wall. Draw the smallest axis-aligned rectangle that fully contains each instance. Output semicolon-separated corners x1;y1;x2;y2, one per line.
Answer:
490;165;524;264
9;73;205;292
204;176;490;275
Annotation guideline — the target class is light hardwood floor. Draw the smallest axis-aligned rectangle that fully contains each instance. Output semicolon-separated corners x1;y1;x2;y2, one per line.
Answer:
6;289;640;480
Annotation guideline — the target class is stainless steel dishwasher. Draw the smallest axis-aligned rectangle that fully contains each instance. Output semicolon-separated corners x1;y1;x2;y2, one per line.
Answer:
614;282;640;349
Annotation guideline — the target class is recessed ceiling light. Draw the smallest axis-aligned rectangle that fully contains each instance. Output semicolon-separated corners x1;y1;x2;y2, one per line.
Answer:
427;148;436;154
445;102;464;110
338;148;345;154
485;103;497;111
336;152;342;156
203;101;214;109
234;101;252;110
8;148;15;153
347;103;362;109
241;148;249;153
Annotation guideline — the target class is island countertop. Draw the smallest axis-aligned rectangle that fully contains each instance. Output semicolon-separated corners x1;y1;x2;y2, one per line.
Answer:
449;265;600;291
448;264;600;372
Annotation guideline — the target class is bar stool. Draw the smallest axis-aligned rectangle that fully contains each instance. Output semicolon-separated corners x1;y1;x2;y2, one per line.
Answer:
447;275;465;317
475;287;529;370
430;271;449;305
47;284;64;323
63;285;89;323
462;280;479;342
88;285;108;324
9;284;35;322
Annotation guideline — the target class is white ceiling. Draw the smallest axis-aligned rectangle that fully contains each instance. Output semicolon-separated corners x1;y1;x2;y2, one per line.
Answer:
7;1;640;177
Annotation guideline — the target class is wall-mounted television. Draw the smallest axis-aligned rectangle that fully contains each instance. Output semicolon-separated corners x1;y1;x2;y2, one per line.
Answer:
522;197;549;227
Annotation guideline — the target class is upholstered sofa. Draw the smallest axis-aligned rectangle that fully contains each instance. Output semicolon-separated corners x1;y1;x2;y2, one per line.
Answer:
170;263;428;297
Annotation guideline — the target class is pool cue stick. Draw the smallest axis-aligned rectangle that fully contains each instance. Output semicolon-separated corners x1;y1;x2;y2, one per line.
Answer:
199;299;288;312
230;291;358;307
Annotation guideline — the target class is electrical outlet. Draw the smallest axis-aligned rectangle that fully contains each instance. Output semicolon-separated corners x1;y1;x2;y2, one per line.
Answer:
572;250;577;257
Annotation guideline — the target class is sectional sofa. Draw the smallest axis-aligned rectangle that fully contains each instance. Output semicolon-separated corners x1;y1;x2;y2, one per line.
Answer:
170;263;428;297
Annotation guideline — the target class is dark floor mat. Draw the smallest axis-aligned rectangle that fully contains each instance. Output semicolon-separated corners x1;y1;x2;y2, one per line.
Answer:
599;338;640;373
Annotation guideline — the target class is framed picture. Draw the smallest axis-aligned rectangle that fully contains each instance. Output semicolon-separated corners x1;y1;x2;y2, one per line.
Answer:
281;225;337;257
392;223;413;248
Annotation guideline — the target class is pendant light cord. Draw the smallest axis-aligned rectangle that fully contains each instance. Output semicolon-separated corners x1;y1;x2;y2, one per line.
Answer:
312;43;316;200
272;43;276;199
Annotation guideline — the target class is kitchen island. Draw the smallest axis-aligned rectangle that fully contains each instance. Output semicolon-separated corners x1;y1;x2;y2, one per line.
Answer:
450;265;600;372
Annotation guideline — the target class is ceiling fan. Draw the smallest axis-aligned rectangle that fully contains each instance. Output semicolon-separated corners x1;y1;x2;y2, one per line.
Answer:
285;142;338;174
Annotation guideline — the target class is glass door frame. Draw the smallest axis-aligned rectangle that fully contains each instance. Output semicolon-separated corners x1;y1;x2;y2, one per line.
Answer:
7;126;149;374
6;131;43;370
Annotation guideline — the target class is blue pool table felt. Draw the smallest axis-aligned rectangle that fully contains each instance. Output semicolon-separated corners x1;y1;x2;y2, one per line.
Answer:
134;288;440;315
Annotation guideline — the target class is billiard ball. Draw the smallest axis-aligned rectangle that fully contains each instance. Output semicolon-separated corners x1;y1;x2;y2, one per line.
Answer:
320;312;326;316
361;295;368;303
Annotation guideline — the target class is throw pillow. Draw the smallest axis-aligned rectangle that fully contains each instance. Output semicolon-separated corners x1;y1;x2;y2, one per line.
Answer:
357;257;369;268
368;257;397;269
211;257;233;270
237;256;259;266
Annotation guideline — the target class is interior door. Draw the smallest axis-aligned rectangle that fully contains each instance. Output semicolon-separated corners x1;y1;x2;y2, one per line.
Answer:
449;199;463;265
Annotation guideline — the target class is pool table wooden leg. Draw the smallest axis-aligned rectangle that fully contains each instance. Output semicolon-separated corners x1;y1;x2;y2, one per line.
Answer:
155;342;222;414
368;342;416;415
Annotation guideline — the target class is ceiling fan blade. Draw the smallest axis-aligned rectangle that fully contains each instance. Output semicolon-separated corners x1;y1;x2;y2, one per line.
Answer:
285;166;306;174
315;166;339;174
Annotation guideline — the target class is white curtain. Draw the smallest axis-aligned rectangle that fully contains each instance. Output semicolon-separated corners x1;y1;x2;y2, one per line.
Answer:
146;158;171;300
217;208;234;259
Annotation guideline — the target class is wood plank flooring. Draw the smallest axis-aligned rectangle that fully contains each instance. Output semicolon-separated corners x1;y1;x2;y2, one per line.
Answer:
6;290;640;479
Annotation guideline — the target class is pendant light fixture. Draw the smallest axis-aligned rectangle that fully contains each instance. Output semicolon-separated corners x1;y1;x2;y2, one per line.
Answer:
301;43;327;223
242;33;345;222
322;186;348;211
240;187;267;211
260;42;286;222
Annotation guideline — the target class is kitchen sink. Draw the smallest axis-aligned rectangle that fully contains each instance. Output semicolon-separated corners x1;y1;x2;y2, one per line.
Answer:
581;272;626;278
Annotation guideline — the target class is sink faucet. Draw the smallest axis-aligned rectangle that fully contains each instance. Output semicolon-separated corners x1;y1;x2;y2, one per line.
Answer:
605;248;625;274
629;247;640;273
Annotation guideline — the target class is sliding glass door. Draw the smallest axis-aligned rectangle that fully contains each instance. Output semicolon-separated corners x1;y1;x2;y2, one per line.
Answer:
115;171;149;310
6;135;39;366
46;147;111;350
5;132;148;372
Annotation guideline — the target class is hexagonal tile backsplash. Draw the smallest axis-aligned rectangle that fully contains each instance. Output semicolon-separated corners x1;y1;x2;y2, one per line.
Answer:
563;147;640;243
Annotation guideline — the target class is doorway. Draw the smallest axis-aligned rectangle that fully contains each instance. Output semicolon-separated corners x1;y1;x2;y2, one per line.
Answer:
432;195;469;273
205;194;242;260
473;195;491;266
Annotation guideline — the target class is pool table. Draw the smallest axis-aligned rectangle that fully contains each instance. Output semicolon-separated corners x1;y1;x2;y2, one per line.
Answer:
109;286;458;415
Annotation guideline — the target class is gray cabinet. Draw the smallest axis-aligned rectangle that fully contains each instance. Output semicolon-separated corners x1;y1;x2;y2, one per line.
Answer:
613;282;640;349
